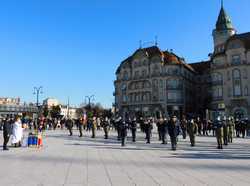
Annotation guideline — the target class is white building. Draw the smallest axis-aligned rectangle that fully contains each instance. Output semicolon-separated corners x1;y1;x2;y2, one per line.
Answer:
60;105;78;119
43;98;60;108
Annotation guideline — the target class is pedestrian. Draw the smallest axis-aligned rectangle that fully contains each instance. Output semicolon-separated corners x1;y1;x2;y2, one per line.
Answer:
11;115;23;147
187;119;198;147
3;117;12;150
167;116;180;151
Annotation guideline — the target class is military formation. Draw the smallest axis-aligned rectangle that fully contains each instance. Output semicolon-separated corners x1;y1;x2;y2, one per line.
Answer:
1;114;250;151
62;114;249;151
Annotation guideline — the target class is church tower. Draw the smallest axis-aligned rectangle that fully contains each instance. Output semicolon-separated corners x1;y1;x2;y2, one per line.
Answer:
212;1;236;51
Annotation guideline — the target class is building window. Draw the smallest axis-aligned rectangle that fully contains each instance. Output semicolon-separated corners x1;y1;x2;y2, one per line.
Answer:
227;71;231;81
167;79;182;89
134;71;139;79
167;92;182;102
123;71;128;80
232;55;241;65
212;86;223;99
121;83;127;91
233;69;242;96
153;79;158;88
122;95;127;102
142;70;147;78
243;69;248;79
244;86;248;96
159;80;163;88
228;87;231;97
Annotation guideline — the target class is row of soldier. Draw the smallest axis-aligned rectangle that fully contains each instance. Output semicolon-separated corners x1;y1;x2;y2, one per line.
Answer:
63;115;249;150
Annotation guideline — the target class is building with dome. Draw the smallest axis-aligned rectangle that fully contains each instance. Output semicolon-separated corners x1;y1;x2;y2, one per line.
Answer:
209;4;250;119
114;3;250;119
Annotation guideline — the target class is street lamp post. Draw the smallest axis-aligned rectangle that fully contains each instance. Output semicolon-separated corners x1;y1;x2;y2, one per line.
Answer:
33;86;43;130
33;86;43;107
85;95;95;109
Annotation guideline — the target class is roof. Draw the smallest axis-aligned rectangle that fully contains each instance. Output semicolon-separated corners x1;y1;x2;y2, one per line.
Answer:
116;46;196;74
190;61;211;75
212;32;250;59
162;51;195;72
215;6;234;31
227;32;250;49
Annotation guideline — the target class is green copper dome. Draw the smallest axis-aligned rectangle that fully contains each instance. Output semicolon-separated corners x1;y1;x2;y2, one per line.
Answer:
216;7;234;31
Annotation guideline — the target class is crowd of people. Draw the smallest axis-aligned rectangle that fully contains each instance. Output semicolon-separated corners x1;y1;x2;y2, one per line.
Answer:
1;114;250;151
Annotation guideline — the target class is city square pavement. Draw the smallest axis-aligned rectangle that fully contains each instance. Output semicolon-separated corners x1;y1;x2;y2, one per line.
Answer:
0;129;250;186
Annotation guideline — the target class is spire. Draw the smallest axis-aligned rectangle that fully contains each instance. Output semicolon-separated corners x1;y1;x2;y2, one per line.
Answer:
215;1;234;31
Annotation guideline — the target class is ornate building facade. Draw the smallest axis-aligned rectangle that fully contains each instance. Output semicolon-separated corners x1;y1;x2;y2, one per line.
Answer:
114;46;197;118
209;5;250;119
114;4;250;119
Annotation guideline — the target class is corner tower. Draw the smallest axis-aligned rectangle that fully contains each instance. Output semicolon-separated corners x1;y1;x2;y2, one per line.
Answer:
212;1;236;51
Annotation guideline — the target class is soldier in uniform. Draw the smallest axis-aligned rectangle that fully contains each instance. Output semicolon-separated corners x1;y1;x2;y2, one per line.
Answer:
78;117;84;137
120;119;129;146
130;117;137;142
196;117;202;136
180;116;187;139
159;118;168;144
3;117;12;151
187;119;198;147
215;117;224;149
66;118;74;136
167;116;180;151
240;118;248;138
223;117;229;145
228;116;235;143
156;119;162;141
144;118;152;144
235;118;240;137
102;117;110;139
91;117;97;138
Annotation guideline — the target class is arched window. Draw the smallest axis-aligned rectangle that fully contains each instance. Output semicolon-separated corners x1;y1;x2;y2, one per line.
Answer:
232;69;242;96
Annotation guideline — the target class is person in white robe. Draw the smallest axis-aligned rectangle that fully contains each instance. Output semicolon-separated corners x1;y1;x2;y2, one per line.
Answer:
11;116;23;147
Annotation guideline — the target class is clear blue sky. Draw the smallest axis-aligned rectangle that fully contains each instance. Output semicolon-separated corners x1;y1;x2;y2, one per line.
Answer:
1;0;250;108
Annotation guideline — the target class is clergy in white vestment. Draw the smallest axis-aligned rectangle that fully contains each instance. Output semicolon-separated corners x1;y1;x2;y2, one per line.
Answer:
11;116;23;147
